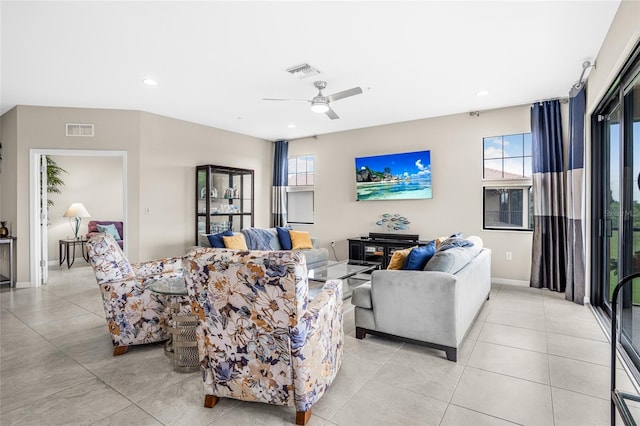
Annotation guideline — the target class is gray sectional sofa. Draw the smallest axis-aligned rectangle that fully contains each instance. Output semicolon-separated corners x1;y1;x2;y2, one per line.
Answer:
198;227;329;270
351;236;491;361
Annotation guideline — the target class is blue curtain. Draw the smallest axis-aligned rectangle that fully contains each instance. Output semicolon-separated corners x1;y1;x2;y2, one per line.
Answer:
530;100;567;291
271;140;288;227
565;88;586;304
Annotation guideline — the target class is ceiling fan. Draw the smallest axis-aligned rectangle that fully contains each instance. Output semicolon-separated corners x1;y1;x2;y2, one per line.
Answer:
263;81;363;120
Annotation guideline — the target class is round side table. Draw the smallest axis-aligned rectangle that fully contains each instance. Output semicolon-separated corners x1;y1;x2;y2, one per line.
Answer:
148;276;199;373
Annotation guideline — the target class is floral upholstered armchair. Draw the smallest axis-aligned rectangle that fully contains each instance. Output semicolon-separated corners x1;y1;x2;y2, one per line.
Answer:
86;233;184;356
183;248;344;425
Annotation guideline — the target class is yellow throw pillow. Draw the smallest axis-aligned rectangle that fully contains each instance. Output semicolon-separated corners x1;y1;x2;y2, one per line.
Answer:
223;234;248;250
289;230;313;250
387;247;414;270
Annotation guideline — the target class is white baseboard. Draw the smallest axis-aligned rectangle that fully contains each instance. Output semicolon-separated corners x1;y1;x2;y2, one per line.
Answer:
492;278;529;287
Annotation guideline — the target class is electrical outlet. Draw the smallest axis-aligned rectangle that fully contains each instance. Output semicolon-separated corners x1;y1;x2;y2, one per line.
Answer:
506;251;513;260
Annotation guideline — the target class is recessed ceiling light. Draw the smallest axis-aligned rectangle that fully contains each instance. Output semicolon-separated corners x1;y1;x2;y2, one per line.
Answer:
288;124;296;129
142;79;159;86
476;90;489;96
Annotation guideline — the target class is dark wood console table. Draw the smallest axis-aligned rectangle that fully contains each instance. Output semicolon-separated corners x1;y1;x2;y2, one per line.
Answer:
59;238;90;268
348;233;430;269
0;236;16;287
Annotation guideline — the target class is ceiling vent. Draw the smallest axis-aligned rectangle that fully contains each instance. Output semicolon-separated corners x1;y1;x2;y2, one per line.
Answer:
66;123;94;137
286;63;320;79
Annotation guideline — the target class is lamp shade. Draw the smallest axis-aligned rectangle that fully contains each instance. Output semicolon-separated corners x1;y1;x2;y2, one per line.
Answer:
63;203;91;218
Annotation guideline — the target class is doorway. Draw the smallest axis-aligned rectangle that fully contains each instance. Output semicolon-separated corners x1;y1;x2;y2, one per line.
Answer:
29;149;127;286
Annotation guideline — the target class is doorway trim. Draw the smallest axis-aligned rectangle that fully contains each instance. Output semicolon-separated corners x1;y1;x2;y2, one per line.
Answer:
29;149;128;287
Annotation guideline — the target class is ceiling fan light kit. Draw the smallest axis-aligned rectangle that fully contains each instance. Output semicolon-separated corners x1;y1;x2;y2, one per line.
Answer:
263;80;363;120
311;98;329;113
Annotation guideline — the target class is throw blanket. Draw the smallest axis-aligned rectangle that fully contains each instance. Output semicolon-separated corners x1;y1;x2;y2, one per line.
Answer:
241;228;274;251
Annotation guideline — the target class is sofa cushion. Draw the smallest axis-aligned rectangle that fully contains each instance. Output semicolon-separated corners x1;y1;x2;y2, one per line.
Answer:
424;236;483;274
96;223;121;240
351;282;372;309
403;241;436;270
296;248;326;269
265;228;282;250
207;230;234;248
277;226;293;250
223;234;248;250
387;247;413;270
290;230;313;250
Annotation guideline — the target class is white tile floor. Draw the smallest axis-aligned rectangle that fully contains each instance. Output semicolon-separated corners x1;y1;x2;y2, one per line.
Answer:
0;264;638;425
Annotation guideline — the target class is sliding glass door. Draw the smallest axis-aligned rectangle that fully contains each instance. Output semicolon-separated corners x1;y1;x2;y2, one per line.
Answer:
602;103;621;314
593;43;640;370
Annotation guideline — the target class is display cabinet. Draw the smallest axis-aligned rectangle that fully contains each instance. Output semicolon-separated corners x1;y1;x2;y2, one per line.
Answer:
196;165;254;244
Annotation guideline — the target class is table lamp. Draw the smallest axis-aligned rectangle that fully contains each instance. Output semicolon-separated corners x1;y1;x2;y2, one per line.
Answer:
63;203;91;240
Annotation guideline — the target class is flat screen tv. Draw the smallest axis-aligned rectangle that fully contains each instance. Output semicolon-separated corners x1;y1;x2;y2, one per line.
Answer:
355;150;432;201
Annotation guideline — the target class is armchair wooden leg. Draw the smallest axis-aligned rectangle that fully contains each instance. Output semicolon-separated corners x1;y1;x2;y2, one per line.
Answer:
113;346;129;356
204;394;219;408
355;327;366;340
296;409;311;425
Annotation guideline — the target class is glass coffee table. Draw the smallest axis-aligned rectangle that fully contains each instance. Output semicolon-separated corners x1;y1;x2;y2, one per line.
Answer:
308;260;380;299
148;276;200;373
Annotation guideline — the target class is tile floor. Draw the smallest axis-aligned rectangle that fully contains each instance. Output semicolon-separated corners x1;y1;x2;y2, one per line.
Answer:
1;264;638;425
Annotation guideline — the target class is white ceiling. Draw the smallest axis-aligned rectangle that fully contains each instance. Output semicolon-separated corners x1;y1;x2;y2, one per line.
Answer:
1;1;621;141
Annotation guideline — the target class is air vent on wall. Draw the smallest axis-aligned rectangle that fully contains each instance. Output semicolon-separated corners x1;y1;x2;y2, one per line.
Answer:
286;63;320;79
66;123;94;137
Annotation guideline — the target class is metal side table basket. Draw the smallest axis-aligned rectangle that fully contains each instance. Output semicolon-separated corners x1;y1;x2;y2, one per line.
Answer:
148;276;200;373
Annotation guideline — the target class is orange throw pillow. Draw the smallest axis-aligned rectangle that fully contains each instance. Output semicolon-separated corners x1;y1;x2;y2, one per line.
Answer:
387;247;414;270
223;234;248;250
289;230;313;250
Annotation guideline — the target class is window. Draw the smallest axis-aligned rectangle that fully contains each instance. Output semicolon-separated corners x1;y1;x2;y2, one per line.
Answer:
287;155;314;224
482;133;533;230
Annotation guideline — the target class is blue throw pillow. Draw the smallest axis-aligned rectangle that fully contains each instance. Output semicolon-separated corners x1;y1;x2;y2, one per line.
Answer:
276;226;293;250
97;223;121;240
403;240;436;270
438;237;474;251
207;230;234;248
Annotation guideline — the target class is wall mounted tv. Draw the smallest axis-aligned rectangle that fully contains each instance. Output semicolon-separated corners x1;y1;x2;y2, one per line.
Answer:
355;150;432;201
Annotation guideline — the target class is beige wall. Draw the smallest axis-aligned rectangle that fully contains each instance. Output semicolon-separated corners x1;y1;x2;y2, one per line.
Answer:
1;106;268;284
137;111;272;260
6;106;141;283
289;106;534;282
0;108;18;237
0;108;19;282
587;0;640;114
46;155;123;262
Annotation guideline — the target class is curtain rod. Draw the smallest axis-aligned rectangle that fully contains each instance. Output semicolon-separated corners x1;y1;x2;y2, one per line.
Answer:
573;60;593;91
468;98;569;116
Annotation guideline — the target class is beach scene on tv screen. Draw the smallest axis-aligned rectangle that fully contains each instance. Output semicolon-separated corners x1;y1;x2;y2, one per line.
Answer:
355;150;432;200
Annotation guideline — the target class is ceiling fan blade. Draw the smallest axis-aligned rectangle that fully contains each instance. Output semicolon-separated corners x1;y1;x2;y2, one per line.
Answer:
325;107;339;120
262;98;310;103
327;87;363;102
